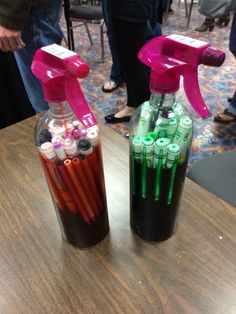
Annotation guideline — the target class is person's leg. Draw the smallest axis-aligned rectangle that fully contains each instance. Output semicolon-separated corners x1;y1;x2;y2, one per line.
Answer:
214;10;236;123
105;19;150;122
229;92;236;113
162;0;174;14
113;20;150;107
101;0;124;91
195;16;215;32
229;10;236;58
146;0;162;41
214;90;236;123
228;10;236;113
146;20;162;40
14;0;63;113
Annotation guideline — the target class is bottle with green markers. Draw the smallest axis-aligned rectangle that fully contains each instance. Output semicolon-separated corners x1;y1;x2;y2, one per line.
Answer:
129;34;225;241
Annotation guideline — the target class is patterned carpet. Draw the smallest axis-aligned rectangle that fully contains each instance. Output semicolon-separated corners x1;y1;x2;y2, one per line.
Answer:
60;1;236;166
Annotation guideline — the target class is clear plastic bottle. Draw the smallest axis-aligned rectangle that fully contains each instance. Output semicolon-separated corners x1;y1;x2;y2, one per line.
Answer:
129;34;225;241
32;45;109;247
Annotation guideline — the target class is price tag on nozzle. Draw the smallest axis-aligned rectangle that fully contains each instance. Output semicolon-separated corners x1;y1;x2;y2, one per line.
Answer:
31;44;97;128
41;44;77;59
166;34;208;48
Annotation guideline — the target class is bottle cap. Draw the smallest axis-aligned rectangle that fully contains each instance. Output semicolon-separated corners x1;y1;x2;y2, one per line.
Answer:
78;138;93;155
142;137;154;146
146;132;158;141
168;143;180;154
155;138;170;148
40;142;56;159
63;138;78;156
132;136;143;154
71;128;81;140
79;129;87;138
86;131;99;146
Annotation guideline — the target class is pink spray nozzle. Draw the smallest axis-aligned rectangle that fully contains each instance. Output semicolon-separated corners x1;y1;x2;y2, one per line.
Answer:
138;34;225;119
31;44;97;128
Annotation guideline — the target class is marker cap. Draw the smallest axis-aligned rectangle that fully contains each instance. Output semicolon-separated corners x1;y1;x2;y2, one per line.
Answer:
78;138;93;155
63;138;78;156
40;142;56;159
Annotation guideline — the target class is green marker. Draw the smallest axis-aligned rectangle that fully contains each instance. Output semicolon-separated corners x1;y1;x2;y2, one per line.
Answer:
137;101;151;137
154;115;170;138
173;102;184;120
141;145;147;199
153;138;169;200
166;117;178;139
142;136;154;168
153;138;169;168
132;136;143;163
131;136;144;195
131;144;136;195
166;144;180;204
173;116;193;163
141;136;154;199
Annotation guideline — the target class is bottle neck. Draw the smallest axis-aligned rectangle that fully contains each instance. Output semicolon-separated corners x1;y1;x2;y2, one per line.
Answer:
150;93;176;110
48;101;75;120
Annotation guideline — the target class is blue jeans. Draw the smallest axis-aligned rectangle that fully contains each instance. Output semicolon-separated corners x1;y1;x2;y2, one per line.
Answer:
102;0;162;84
14;0;63;113
229;10;236;110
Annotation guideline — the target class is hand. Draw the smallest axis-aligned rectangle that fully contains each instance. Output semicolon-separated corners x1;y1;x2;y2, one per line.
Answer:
0;26;25;52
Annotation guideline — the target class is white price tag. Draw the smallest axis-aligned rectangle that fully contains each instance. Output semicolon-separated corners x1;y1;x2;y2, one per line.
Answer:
167;34;208;48
41;44;77;59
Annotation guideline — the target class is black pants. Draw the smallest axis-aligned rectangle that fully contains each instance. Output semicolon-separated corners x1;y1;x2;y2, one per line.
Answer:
111;18;151;108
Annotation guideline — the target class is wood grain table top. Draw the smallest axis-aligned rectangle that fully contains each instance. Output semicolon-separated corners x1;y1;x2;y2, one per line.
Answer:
0;116;235;314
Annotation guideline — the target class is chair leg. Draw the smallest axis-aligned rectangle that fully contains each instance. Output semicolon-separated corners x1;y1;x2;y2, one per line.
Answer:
63;0;74;50
184;0;189;17
186;0;194;28
69;25;75;50
84;23;93;46
100;20;105;62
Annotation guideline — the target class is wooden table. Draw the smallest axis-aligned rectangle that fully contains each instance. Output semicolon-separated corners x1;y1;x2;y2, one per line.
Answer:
0;116;235;314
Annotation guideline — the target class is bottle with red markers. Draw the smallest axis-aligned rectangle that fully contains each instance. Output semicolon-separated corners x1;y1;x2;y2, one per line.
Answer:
32;44;109;247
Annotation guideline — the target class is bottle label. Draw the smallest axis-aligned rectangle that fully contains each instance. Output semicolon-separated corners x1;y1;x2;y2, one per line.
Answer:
167;34;208;48
41;44;77;59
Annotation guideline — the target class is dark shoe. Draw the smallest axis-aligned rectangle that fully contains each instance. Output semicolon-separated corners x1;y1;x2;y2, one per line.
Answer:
214;108;236;123
195;18;215;32
216;14;230;27
124;131;129;138
228;96;233;102
105;113;131;124
102;80;124;93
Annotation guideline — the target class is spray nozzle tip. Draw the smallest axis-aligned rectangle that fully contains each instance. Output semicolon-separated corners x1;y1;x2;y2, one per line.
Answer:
66;57;90;78
200;47;225;67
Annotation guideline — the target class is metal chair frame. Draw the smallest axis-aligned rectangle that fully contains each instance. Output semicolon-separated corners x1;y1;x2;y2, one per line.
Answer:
164;0;197;28
63;0;105;62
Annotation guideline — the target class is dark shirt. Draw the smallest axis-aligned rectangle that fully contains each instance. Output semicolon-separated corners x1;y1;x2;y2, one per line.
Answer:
109;0;157;23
